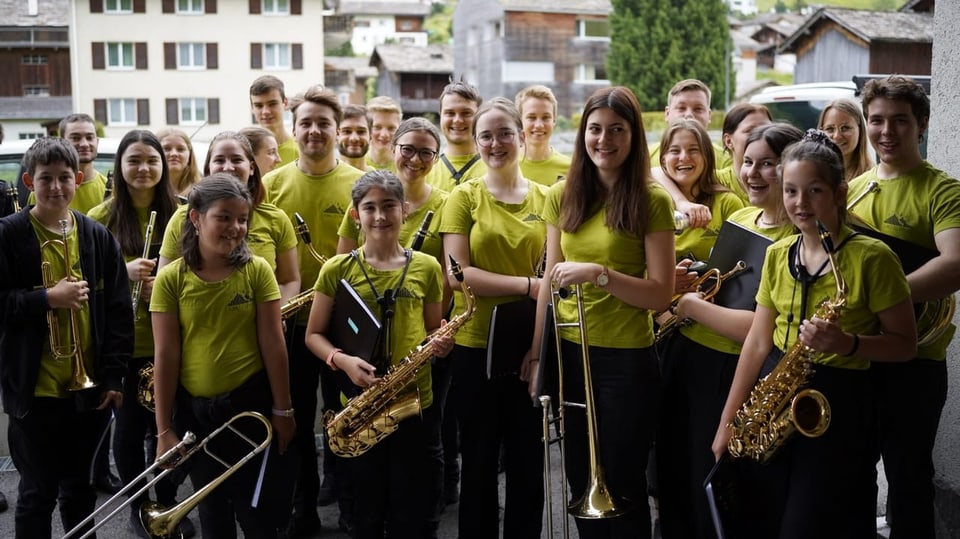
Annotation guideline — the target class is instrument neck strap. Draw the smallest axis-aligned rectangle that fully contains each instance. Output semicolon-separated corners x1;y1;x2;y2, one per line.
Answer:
441;154;481;186
349;248;413;368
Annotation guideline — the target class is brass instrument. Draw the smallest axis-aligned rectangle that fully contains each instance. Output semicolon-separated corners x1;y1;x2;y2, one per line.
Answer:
847;180;955;347
279;212;329;319
281;289;315;320
137;363;156;411
323;255;475;457
5;181;20;213
541;283;628;538
41;218;97;392
655;260;748;343
62;411;272;539
727;222;840;463
131;210;158;322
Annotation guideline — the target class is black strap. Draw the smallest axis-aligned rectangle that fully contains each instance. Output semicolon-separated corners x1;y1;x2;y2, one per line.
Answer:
349;249;414;370
440;154;481;186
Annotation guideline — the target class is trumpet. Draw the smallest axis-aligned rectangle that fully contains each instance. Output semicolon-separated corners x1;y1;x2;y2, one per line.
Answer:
280;213;329;319
41;218;96;392
5;181;20;213
655;261;748;343
62;411;272;539
131;210;158;322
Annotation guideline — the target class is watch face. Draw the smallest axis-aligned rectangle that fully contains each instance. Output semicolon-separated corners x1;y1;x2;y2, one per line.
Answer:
596;271;609;287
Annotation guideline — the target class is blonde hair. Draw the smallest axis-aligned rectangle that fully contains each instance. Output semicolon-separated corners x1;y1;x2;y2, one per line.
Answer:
515;85;558;117
818;98;874;180
156;127;201;193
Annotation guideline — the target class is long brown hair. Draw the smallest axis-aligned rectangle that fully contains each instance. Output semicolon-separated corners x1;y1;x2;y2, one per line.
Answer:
560;86;650;235
659;119;724;205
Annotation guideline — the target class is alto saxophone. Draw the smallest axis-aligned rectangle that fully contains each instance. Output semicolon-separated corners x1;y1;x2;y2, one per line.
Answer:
727;222;843;463
323;255;476;457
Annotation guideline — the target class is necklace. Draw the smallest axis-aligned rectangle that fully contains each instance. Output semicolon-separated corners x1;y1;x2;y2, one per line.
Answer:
758;213;780;227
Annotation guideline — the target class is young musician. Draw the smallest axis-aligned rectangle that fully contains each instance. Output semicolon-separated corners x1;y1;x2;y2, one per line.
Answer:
818;98;874;181
530;86;675;539
338;104;372;171
27;114;108;213
157;127;202;197
365;96;402;172
515;85;571;186
0;137;133;538
250;75;298;166
305;170;453;538
425;79;487;192
847;75;960;539
152;174;296;539
239;126;283;177
713;131;916;538
86;130;188;537
441;97;549;539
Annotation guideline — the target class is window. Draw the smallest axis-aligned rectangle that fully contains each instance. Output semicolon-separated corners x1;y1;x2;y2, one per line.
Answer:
107;43;134;69
577;19;610;40
179;98;207;125
22;54;48;65
264;43;291;69
23;85;50;96
575;63;609;83
177;0;204;13
19;133;44;140
109;98;138;126
503;61;554;83
105;0;133;13
177;43;206;69
263;0;289;15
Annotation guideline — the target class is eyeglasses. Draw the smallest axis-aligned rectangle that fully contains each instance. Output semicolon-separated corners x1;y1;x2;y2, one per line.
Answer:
396;144;438;161
476;130;517;148
821;124;854;136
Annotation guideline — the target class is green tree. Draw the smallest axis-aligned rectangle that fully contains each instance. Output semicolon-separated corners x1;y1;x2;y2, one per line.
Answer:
608;0;732;111
424;1;455;44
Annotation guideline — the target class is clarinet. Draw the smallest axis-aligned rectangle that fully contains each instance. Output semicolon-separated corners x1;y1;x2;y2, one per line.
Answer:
409;210;434;252
131;211;158;321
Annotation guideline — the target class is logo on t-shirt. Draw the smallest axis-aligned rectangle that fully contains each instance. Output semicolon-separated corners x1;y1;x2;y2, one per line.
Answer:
393;286;417;300
523;213;544;223
883;213;911;230
324;203;346;216
226;292;254;308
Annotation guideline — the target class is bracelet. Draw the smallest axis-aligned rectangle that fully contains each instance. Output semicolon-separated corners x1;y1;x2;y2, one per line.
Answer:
156;427;171;438
272;407;295;418
325;348;342;371
525;276;531;297
845;333;860;356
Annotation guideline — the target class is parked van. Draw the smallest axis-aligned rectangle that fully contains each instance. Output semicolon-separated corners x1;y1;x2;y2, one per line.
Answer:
749;81;857;130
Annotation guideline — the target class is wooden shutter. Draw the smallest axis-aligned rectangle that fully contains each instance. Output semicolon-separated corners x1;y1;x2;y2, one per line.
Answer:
162;0;174;13
249;0;261;14
206;43;218;70
137;99;150;125
166;99;179;125
90;0;104;13
292;43;303;70
291;0;302;15
164;43;176;70
135;43;147;69
208;98;220;124
94;99;107;124
91;42;105;70
250;43;262;69
133;0;145;12
205;0;217;14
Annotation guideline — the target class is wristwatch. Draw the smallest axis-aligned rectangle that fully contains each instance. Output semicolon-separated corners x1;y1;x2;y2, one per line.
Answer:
595;266;609;288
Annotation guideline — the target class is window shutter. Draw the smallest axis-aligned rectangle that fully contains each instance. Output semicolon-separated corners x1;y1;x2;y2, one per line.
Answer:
133;0;145;12
164;43;176;70
90;0;104;13
250;43;262;69
249;0;261;14
206;43;218;69
166;99;179;125
94;99;107;124
292;44;303;70
91;42;105;70
205;0;217;14
291;0;302;15
208;98;220;124
162;0;174;13
137;99;150;125
135;43;148;69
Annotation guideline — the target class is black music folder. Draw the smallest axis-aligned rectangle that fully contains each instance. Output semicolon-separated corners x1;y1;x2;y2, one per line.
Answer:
486;298;536;379
329;279;382;367
707;221;775;311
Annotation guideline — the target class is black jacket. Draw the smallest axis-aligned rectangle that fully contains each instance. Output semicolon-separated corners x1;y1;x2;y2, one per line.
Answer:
0;207;133;418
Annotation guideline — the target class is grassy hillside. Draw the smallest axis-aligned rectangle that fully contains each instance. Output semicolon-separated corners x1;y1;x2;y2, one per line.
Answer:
757;0;900;12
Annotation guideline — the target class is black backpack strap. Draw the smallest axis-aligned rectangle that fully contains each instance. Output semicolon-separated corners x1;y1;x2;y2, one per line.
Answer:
441;154;482;185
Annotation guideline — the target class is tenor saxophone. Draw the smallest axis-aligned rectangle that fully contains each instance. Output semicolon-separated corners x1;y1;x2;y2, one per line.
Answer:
727;222;843;463
323;255;476;458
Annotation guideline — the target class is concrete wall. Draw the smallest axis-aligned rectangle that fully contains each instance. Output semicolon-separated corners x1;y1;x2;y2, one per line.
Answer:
930;2;960;537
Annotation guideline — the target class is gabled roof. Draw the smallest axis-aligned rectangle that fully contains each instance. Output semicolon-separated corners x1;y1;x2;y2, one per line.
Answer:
325;55;378;79
899;0;934;13
496;0;611;16
338;1;431;17
0;96;72;120
0;0;69;26
780;7;934;52
370;44;453;74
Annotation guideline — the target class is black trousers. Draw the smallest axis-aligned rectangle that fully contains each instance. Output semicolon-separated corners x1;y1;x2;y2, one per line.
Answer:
8;397;100;539
872;359;947;539
287;324;324;517
452;345;544;539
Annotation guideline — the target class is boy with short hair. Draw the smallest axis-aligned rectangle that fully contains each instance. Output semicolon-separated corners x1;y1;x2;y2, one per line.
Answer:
364;96;402;172
27;114;108;214
424;79;487;192
250;75;299;166
0;137;133;538
515;84;571;186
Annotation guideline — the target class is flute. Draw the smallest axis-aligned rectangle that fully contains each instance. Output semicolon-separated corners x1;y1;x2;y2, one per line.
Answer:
131;211;158;321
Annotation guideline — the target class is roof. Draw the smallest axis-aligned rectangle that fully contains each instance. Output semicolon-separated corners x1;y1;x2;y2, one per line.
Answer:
0;0;69;26
781;8;934;52
496;0;611;16
899;0;934;12
370;44;453;74
0;97;72;120
338;1;431;17
325;55;378;79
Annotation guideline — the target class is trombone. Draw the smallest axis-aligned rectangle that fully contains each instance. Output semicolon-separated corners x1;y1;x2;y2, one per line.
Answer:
62;411;273;539
540;283;629;539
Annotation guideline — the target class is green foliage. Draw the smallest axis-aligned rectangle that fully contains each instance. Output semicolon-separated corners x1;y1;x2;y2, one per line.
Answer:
326;41;354;57
608;0;731;111
424;1;455;44
365;77;378;103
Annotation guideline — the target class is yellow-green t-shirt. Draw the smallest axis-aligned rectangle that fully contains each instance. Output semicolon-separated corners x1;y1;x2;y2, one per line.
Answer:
715;166;747;204
30;213;94;397
277;138;299;167
425;154;487;193
338;187;448;263
757;229;910;370
439;177;548;348
150;256;280;397
30;171;107;215
520;149;571;186
543;181;675;348
674;191;744;261
848;163;960;360
365;155;397;173
315;250;443;408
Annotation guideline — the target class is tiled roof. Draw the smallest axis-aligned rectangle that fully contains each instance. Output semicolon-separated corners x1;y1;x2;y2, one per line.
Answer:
370;44;453;74
781;7;933;51
0;97;72;120
496;0;611;16
338;1;431;16
0;0;69;26
325;55;379;78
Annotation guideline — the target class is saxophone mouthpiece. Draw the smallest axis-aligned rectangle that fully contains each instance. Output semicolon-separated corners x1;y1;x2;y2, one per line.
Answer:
295;212;312;244
816;220;836;254
448;255;465;283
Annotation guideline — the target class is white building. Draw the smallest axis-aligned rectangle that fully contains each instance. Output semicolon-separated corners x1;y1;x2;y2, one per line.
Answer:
728;0;758;16
70;0;327;141
338;0;431;56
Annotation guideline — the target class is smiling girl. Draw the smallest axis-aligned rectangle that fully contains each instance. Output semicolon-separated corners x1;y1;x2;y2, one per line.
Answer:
157;128;201;197
817;98;874;181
